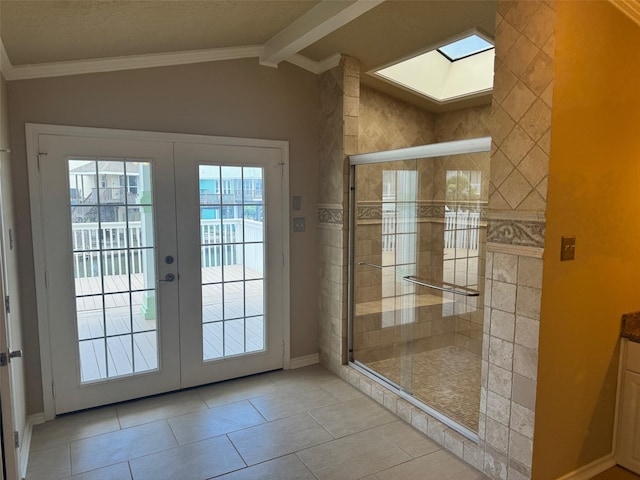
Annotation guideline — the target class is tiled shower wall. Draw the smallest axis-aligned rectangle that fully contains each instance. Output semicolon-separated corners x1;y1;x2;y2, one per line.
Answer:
355;84;492;360
482;1;555;478
317;2;555;476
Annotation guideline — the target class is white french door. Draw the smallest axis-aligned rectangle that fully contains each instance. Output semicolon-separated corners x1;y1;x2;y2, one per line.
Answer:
174;143;285;388
30;127;287;415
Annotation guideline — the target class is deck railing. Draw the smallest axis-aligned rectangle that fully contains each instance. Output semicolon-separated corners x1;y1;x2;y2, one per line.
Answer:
444;211;481;250
72;219;264;278
381;210;481;253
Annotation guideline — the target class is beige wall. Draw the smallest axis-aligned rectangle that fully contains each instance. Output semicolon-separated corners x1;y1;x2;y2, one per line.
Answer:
7;59;320;414
533;2;640;478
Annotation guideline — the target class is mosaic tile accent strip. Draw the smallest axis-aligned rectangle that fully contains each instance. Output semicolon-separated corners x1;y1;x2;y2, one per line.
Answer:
486;219;545;248
318;207;344;225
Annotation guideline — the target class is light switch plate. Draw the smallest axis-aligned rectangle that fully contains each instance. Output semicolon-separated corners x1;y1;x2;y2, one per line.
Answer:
292;196;302;211
561;235;576;261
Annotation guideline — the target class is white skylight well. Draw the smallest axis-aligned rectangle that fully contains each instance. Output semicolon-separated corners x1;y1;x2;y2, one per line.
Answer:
372;30;495;104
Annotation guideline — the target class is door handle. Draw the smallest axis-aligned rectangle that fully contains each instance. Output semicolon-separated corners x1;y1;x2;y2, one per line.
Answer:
0;350;22;367
9;350;22;359
159;273;175;282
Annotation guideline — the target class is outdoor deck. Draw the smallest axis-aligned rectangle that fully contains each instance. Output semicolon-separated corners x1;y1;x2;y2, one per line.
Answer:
75;266;264;383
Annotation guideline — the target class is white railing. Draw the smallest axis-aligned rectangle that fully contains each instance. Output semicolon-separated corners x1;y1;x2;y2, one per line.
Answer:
444;211;480;250
72;219;264;278
381;210;480;252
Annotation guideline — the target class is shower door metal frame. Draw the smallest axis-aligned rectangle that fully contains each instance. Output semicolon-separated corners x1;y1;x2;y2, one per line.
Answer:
347;136;491;442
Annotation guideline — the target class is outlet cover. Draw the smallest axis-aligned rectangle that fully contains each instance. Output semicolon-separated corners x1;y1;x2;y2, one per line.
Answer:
293;217;305;233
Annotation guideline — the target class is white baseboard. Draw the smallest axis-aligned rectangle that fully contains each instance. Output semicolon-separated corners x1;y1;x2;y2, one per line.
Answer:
20;413;44;479
289;353;319;369
555;454;616;480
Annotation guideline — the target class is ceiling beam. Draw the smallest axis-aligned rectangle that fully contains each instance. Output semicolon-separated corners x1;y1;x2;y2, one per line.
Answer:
260;0;384;68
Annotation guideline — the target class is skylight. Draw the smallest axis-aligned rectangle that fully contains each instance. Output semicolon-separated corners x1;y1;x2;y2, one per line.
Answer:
437;34;494;61
371;30;495;104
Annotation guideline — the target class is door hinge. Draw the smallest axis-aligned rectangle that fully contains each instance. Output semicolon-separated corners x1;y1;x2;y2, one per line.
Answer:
13;430;19;448
0;353;6;367
4;295;9;314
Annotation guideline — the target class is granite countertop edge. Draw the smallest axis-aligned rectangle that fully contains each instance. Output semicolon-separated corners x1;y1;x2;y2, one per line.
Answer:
621;311;640;343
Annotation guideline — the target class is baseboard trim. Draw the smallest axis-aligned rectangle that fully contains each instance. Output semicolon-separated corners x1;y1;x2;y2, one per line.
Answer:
556;454;616;480
20;413;44;478
289;353;319;369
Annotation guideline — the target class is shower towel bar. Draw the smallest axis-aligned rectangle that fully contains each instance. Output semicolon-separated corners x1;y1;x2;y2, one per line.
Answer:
402;275;480;297
357;262;387;269
357;262;480;297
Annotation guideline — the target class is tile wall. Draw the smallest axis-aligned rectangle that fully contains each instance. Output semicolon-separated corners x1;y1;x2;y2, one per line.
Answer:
482;1;555;479
317;2;555;476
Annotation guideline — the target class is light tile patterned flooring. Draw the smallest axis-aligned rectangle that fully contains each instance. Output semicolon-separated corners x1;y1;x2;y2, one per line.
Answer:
26;365;488;480
367;346;481;431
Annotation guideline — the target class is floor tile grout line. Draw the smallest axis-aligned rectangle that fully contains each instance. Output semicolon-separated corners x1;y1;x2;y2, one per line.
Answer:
223;432;249;474
293;452;321;480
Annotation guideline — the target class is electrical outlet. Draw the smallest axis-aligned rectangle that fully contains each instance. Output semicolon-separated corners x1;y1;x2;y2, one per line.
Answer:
293;217;305;232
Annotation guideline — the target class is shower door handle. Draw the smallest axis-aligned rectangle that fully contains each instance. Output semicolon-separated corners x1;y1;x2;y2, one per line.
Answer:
402;276;480;297
357;262;386;270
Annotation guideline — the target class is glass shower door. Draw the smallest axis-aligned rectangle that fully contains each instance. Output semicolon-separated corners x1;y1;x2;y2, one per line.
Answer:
352;160;419;395
350;145;489;434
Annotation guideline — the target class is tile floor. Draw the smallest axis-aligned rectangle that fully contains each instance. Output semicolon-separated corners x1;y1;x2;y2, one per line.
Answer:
26;365;488;480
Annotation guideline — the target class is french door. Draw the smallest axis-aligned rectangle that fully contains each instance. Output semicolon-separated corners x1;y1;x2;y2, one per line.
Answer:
31;127;287;415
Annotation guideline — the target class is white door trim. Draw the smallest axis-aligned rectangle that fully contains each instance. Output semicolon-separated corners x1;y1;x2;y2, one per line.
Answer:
26;123;291;420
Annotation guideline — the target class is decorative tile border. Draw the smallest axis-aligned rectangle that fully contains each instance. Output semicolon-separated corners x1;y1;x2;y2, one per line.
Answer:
486;219;545;248
355;201;487;221
318;207;344;225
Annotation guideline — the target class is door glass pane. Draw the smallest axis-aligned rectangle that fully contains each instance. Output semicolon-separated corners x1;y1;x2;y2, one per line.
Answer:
200;165;265;361
69;158;159;383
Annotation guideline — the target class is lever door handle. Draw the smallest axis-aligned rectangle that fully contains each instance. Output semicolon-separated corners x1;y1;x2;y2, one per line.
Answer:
159;273;175;282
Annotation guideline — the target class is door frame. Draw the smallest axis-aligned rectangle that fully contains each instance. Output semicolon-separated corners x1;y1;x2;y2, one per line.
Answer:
26;123;291;420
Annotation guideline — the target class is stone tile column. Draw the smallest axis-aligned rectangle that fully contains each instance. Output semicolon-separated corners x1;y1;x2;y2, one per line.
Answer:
481;1;556;479
317;56;359;373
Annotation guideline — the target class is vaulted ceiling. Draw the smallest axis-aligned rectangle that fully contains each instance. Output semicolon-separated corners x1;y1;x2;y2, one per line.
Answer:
0;0;498;112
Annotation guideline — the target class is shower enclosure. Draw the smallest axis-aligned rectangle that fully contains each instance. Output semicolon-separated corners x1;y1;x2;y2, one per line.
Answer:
348;138;490;437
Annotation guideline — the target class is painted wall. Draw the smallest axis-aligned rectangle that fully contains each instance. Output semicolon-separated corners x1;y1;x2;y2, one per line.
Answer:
533;2;640;478
7;59;320;414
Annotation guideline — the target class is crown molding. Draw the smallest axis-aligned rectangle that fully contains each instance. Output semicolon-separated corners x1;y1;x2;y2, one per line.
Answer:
287;52;342;74
0;41;341;80
316;53;343;73
0;39;15;80
2;45;267;81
